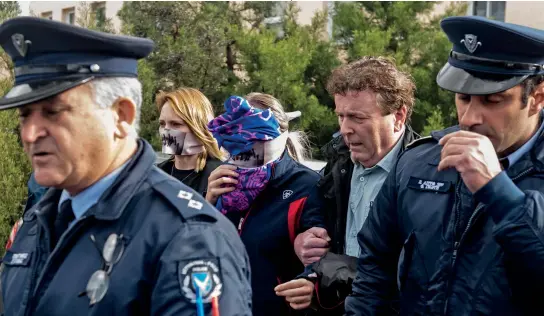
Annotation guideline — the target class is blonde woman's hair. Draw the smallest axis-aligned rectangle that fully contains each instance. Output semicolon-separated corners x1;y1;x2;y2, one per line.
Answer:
245;92;311;162
156;88;225;172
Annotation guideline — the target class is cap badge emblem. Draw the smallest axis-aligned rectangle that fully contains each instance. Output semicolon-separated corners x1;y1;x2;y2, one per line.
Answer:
11;33;29;57
460;34;482;54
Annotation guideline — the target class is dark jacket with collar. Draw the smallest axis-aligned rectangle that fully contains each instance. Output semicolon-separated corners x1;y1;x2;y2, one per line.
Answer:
224;151;325;316
346;125;544;315
1;140;252;316
157;157;223;197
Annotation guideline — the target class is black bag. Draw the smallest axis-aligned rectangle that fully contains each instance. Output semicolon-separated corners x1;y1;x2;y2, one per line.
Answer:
310;252;358;313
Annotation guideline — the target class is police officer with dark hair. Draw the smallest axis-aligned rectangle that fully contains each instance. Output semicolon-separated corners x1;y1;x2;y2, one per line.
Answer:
0;17;252;315
346;16;544;315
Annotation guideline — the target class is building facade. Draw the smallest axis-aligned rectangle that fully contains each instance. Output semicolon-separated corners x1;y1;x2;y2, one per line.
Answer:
432;1;544;29
26;1;123;32
23;1;544;32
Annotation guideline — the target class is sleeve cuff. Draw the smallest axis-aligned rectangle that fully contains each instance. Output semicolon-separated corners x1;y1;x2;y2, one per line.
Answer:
474;171;525;223
296;263;318;282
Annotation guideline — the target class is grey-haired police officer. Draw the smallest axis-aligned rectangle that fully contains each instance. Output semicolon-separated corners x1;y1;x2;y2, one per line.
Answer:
0;17;252;316
345;16;544;315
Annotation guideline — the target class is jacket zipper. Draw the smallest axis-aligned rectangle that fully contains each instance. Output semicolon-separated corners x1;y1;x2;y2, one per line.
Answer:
443;181;462;315
443;167;534;315
238;208;252;235
25;215;90;316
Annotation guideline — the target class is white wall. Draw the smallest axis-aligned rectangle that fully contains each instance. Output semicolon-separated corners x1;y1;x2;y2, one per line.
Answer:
28;1;123;32
505;1;544;29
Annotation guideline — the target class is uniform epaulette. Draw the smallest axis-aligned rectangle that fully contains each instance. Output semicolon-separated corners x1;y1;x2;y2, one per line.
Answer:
406;136;435;149
152;176;218;223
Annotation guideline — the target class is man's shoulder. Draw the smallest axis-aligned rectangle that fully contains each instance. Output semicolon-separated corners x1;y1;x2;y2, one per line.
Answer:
396;127;463;175
145;167;220;224
404;125;461;153
405;135;437;150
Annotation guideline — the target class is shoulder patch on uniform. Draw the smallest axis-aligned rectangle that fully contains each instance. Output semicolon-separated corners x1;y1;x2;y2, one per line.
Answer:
178;258;223;303
153;177;218;222
406;136;435;149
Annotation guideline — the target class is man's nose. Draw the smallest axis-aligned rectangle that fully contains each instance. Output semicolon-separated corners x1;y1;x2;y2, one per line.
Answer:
459;99;484;129
20;112;47;145
339;118;353;136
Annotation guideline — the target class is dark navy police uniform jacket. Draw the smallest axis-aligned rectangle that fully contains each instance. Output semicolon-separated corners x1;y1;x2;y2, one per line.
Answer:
345;126;544;315
346;15;544;316
225;151;325;316
1;140;252;316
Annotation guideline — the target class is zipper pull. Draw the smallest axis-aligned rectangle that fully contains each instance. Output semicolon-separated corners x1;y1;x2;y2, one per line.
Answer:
451;241;460;266
238;218;244;231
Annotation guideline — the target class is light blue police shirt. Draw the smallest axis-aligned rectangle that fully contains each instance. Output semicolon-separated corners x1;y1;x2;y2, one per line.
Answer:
58;160;130;223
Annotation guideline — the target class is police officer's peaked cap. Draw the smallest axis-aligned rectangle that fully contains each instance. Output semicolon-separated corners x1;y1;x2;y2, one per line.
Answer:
0;17;155;110
437;16;544;95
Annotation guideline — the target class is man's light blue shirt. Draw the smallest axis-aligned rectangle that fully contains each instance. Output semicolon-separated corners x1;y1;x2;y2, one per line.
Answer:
504;114;544;167
344;130;405;257
58;160;130;223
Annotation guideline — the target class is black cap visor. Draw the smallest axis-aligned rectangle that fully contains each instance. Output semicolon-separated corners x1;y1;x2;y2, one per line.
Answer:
437;62;528;95
0;76;94;110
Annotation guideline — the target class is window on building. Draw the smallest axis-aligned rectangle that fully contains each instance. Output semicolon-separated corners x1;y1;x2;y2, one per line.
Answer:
91;2;107;28
62;7;75;25
472;1;506;22
41;11;53;20
263;2;288;39
267;2;287;18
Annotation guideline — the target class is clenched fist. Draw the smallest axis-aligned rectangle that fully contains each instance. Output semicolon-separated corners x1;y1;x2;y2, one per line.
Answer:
294;227;330;266
438;130;502;193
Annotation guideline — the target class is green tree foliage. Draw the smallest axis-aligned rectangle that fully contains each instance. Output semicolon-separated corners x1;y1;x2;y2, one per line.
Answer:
332;1;467;134
234;3;339;155
0;1;31;247
118;1;275;110
118;1;276;149
118;1;340;155
137;59;160;148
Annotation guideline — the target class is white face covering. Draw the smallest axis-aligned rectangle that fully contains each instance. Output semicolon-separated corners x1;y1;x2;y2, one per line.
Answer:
227;132;289;168
159;128;204;156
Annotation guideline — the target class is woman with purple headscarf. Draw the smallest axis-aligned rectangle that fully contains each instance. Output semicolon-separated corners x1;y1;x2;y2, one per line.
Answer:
206;93;328;316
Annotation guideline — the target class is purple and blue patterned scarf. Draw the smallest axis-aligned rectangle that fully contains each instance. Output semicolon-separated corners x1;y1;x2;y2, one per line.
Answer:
208;96;281;214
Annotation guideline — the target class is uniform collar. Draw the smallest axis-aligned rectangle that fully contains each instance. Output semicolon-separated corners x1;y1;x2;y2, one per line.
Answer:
504;113;544;168
28;139;157;222
267;150;301;188
58;159;130;220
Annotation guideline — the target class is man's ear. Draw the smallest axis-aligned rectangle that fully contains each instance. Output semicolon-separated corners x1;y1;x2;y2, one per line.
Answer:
393;105;408;132
529;81;544;116
112;97;136;139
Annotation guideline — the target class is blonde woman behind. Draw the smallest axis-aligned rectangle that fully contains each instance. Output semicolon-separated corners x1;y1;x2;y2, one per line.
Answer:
156;88;224;196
